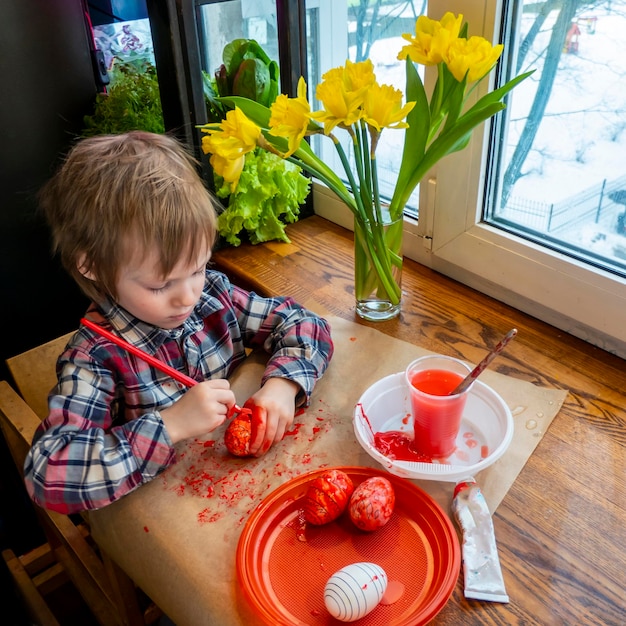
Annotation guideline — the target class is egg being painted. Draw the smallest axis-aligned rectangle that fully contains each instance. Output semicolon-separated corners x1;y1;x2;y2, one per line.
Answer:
324;562;388;622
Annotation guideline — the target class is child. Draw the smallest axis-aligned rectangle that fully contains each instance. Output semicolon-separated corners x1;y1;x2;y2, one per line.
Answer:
24;131;334;514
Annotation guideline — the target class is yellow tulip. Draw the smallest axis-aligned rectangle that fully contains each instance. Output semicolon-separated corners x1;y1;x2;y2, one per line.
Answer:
269;77;310;157
362;83;415;132
398;11;463;65
446;36;504;83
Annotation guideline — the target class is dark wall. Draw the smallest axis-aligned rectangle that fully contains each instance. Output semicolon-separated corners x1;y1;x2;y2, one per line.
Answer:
0;0;97;384
0;1;99;610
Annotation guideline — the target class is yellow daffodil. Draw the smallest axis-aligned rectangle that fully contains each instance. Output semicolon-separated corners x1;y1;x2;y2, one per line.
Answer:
446;36;504;83
200;107;261;190
343;59;377;91
268;77;310;157
362;83;415;132
319;59;375;93
308;59;377;134
398;12;463;65
205;151;245;191
311;74;364;134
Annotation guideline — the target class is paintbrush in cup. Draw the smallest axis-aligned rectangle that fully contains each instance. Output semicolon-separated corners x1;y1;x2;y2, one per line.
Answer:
450;328;518;395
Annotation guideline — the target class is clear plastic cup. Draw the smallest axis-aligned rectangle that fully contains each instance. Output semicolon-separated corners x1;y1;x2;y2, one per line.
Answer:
405;355;473;458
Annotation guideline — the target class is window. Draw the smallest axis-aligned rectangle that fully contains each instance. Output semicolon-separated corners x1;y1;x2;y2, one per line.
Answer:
195;1;280;83
306;0;423;216
307;0;626;358
485;0;626;277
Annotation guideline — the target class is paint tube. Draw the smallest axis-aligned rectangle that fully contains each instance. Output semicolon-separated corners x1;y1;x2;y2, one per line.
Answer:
451;478;509;603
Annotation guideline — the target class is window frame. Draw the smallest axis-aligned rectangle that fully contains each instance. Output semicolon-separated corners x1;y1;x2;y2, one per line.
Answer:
309;0;626;358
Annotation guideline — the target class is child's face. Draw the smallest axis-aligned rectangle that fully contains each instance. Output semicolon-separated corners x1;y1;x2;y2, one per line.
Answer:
115;244;211;329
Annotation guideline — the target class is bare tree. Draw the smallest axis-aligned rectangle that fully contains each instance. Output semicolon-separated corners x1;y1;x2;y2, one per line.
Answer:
502;1;579;203
352;0;426;62
502;0;609;204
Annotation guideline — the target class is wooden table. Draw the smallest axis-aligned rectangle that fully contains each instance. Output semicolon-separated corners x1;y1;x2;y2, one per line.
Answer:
212;215;625;625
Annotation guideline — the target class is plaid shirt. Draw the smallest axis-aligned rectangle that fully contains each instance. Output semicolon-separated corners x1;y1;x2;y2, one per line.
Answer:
24;270;333;514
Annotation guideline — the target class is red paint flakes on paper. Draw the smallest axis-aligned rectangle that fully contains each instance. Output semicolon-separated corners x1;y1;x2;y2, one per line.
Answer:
162;409;336;527
179;465;217;498
198;508;223;524
284;423;303;437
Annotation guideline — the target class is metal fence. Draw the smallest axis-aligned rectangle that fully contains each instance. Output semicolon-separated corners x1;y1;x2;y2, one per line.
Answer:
501;174;626;235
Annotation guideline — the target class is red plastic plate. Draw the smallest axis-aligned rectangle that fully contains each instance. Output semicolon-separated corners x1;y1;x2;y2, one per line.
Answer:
236;466;460;625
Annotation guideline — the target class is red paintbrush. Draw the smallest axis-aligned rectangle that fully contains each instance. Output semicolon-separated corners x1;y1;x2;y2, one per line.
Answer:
450;328;518;395
81;317;243;415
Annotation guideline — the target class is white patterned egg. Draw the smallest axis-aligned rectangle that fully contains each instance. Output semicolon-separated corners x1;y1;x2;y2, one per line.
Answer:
324;562;388;622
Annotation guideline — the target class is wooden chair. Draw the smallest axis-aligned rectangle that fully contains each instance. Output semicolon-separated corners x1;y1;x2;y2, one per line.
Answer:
0;333;160;626
6;331;74;420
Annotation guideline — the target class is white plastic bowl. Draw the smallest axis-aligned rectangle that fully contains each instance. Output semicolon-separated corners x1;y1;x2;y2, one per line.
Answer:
353;372;514;482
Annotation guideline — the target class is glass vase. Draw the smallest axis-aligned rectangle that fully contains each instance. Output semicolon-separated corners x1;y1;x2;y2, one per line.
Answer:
353;209;403;321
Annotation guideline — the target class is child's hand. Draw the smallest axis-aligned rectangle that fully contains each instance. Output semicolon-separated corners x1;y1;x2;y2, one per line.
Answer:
247;378;301;456
160;379;235;444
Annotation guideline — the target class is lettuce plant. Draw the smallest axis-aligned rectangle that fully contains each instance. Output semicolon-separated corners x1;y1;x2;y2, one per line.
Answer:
203;39;310;246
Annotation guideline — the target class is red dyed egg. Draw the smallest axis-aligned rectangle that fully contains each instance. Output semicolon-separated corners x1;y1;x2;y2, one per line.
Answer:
349;476;395;531
303;469;355;525
224;413;252;457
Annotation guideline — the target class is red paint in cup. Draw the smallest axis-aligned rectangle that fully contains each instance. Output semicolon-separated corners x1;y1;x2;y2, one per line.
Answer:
406;356;472;458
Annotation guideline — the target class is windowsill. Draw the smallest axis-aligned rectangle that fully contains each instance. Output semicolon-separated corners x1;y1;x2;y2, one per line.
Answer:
212;212;623;361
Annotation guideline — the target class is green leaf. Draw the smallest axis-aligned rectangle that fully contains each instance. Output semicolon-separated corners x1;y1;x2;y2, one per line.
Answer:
219;96;272;126
389;68;534;213
441;73;467;133
202;71;226;122
467;70;534;116
232;58;271;104
400;101;506;203
390;59;429;217
214;149;309;246
241;40;272;66
219;39;280;108
223;39;249;75
267;60;280;104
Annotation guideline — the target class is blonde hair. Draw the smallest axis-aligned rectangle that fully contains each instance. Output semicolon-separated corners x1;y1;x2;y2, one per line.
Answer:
40;131;218;302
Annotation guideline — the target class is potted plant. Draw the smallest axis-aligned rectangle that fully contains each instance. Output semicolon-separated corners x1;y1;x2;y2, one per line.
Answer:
82;56;165;136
